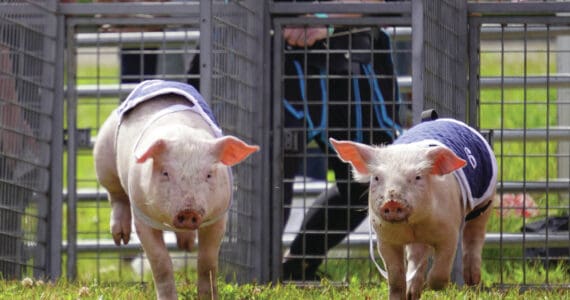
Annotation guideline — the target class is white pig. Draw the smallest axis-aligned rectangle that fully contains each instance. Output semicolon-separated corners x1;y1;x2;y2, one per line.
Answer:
93;80;259;300
329;118;497;300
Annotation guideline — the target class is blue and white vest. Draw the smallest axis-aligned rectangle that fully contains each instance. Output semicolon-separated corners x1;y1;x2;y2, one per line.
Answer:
117;79;221;137
394;118;497;209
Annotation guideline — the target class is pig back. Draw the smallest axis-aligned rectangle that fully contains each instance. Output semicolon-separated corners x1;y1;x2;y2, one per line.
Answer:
113;80;224;189
394;118;497;210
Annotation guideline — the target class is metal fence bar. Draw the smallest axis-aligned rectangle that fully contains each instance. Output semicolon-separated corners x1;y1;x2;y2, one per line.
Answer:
72;26;570;46
59;2;200;16
65;18;78;281
64;231;570;253
468;2;570;15
74;31;199;47
71;74;570;98
47;0;65;281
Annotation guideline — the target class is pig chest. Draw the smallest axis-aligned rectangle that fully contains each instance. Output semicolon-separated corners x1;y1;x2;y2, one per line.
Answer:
376;219;450;246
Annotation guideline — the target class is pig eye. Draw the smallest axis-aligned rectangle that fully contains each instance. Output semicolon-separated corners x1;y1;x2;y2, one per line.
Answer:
415;175;422;181
206;172;212;179
374;176;379;182
160;170;169;181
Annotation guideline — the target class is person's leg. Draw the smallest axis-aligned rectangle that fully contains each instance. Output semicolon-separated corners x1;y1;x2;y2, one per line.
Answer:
282;117;305;227
282;156;370;280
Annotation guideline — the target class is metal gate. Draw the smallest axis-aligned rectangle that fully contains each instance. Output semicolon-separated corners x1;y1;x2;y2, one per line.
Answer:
61;0;267;284
469;1;570;288
270;0;570;288
0;0;63;280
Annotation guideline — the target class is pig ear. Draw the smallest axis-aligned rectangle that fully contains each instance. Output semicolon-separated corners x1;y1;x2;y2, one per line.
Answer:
329;138;375;175
426;146;467;175
213;136;260;166
135;139;167;163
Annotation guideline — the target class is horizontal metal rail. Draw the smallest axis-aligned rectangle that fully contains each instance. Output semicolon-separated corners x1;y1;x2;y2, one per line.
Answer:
82;127;570;151
71;74;570;99
483;128;570;142
74;25;570;47
66;188;570;252
63;232;570;253
75;31;199;47
72;175;570;204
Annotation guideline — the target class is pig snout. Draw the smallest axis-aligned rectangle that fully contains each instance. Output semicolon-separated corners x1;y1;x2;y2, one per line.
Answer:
173;209;203;230
379;200;410;223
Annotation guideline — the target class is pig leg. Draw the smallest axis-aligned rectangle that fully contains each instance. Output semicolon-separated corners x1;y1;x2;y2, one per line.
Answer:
94;113;132;245
109;190;132;246
426;235;458;290
134;219;176;300
405;243;431;300
379;242;406;300
462;199;492;285
197;216;227;300
175;231;196;252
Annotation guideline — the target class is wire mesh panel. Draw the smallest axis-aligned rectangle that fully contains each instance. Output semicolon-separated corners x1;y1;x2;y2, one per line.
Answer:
208;0;265;283
414;0;468;122
469;2;570;288
272;1;413;284
63;0;265;285
0;0;61;279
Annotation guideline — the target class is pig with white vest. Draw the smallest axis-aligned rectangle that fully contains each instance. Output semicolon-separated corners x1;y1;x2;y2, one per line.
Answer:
93;80;259;300
329;118;497;300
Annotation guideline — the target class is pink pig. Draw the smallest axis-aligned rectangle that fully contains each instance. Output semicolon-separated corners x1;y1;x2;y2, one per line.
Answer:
329;118;497;300
93;80;259;300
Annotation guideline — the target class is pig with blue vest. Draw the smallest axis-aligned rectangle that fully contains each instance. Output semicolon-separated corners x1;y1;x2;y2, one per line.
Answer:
330;118;497;300
93;80;259;300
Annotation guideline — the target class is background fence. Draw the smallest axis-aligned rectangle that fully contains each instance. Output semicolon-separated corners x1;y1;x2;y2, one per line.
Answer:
0;0;62;280
61;0;267;284
0;0;568;291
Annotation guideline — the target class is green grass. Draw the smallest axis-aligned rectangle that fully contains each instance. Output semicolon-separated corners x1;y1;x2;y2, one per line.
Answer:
1;276;569;300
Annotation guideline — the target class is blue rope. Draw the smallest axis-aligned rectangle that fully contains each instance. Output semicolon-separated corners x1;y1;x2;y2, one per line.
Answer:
362;64;392;139
363;63;402;136
282;61;329;143
318;69;328;142
293;60;319;140
352;77;364;143
282;98;304;120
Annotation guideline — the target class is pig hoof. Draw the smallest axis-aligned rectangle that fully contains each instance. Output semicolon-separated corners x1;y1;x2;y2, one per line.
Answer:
112;232;130;246
173;209;203;230
379;200;410;223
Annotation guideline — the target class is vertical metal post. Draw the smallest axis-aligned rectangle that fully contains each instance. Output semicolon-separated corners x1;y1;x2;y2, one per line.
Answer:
468;17;481;127
47;1;64;280
259;0;273;284
411;0;424;125
271;19;284;283
200;0;212;104
454;0;468;123
65;20;77;281
556;35;570;194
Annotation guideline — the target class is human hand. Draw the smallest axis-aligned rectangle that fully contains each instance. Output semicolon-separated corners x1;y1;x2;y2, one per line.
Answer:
283;27;329;47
